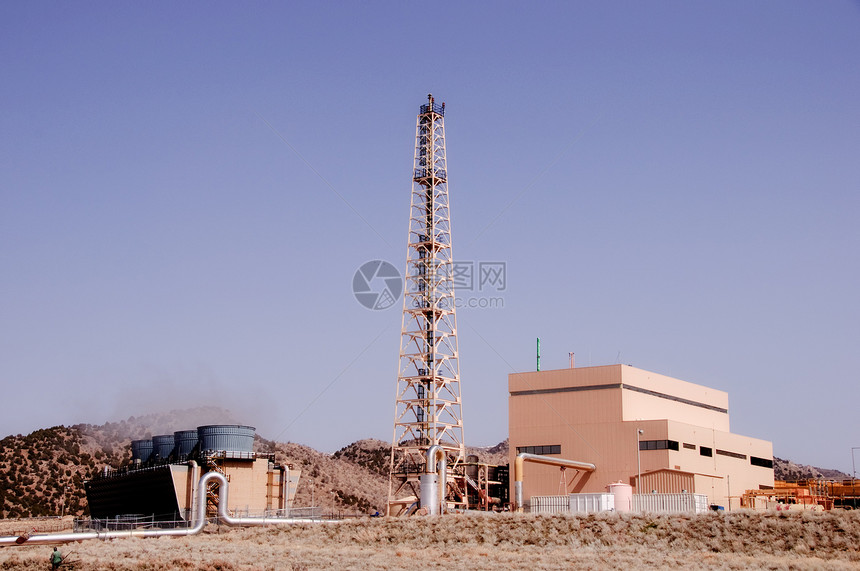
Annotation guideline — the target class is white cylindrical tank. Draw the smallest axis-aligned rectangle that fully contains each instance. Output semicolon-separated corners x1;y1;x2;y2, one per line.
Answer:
419;473;439;515
608;481;633;513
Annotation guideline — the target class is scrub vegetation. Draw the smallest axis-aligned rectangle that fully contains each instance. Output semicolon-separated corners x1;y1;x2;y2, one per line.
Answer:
1;511;859;570
0;427;112;518
0;409;510;518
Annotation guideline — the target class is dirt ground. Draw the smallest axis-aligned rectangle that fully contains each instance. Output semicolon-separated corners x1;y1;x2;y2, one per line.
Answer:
1;511;859;570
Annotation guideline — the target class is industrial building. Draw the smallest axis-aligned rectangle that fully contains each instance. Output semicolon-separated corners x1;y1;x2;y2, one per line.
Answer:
509;365;774;509
85;425;299;524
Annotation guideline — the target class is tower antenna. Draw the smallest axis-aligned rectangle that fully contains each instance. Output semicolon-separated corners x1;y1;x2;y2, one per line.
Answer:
388;95;465;515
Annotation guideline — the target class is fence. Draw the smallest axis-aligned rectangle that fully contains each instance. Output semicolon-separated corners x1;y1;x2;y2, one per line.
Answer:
1;517;73;536
530;495;570;514
569;493;616;513
75;515;192;532
632;493;709;514
529;493;708;514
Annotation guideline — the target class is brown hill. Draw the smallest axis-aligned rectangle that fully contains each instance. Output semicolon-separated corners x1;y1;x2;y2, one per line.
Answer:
0;407;250;518
773;456;850;481
256;436;388;514
331;438;511;477
332;438;391;477
0;410;394;518
0;426;119;518
468;438;510;465
0;410;848;519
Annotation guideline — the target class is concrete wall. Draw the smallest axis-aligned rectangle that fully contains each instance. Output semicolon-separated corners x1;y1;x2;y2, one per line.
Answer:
221;458;274;513
656;419;774;508
174;458;288;517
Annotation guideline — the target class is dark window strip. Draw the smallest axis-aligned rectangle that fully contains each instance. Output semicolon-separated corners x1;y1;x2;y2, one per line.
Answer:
750;456;773;468
639;440;680;451
715;449;747;460
516;445;561;455
509;383;621;397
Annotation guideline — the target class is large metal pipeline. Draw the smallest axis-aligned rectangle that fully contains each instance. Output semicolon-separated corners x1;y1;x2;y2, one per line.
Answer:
279;465;289;513
0;471;325;547
419;445;447;515
514;453;596;512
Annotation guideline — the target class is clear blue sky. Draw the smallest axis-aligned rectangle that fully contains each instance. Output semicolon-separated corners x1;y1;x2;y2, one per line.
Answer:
2;2;858;473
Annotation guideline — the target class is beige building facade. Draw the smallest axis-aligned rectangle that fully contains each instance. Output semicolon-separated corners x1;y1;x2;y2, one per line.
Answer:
509;365;774;508
87;456;300;521
173;458;300;518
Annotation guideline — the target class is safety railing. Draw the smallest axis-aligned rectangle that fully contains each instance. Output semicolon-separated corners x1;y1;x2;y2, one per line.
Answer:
420;102;445;116
74;515;193;532
413;168;447;180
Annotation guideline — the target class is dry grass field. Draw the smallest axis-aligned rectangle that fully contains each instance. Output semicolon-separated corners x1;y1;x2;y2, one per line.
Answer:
2;510;859;570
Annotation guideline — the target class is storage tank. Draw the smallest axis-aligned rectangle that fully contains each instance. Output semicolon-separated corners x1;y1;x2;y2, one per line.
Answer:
197;425;255;454
420;473;440;515
607;481;633;513
173;429;199;457
130;439;153;463
151;434;175;461
465;454;479;481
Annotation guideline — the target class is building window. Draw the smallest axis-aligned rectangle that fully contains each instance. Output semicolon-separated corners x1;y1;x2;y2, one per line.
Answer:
716;449;747;460
639;440;679;451
700;446;713;457
683;443;696;450
750;456;773;468
516;445;561;455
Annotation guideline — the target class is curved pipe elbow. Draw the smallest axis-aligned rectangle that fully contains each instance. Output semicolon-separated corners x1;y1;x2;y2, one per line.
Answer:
425;445;446;474
514;453;596;512
422;445;448;515
514;453;595;482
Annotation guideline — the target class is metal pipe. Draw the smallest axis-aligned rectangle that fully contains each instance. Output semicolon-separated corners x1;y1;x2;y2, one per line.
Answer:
187;460;199;526
636;432;641;494
852;447;859;509
514;452;596;512
0;471;327;547
420;445;447;515
279;465;289;513
419;473;438;515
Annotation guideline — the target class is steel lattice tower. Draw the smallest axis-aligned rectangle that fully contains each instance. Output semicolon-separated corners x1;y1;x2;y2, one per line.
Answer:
388;94;465;515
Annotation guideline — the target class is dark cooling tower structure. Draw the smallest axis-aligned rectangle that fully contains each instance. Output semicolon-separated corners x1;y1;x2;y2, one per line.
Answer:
130;439;153;463
197;425;255;454
151;434;175;461
173;430;199;457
